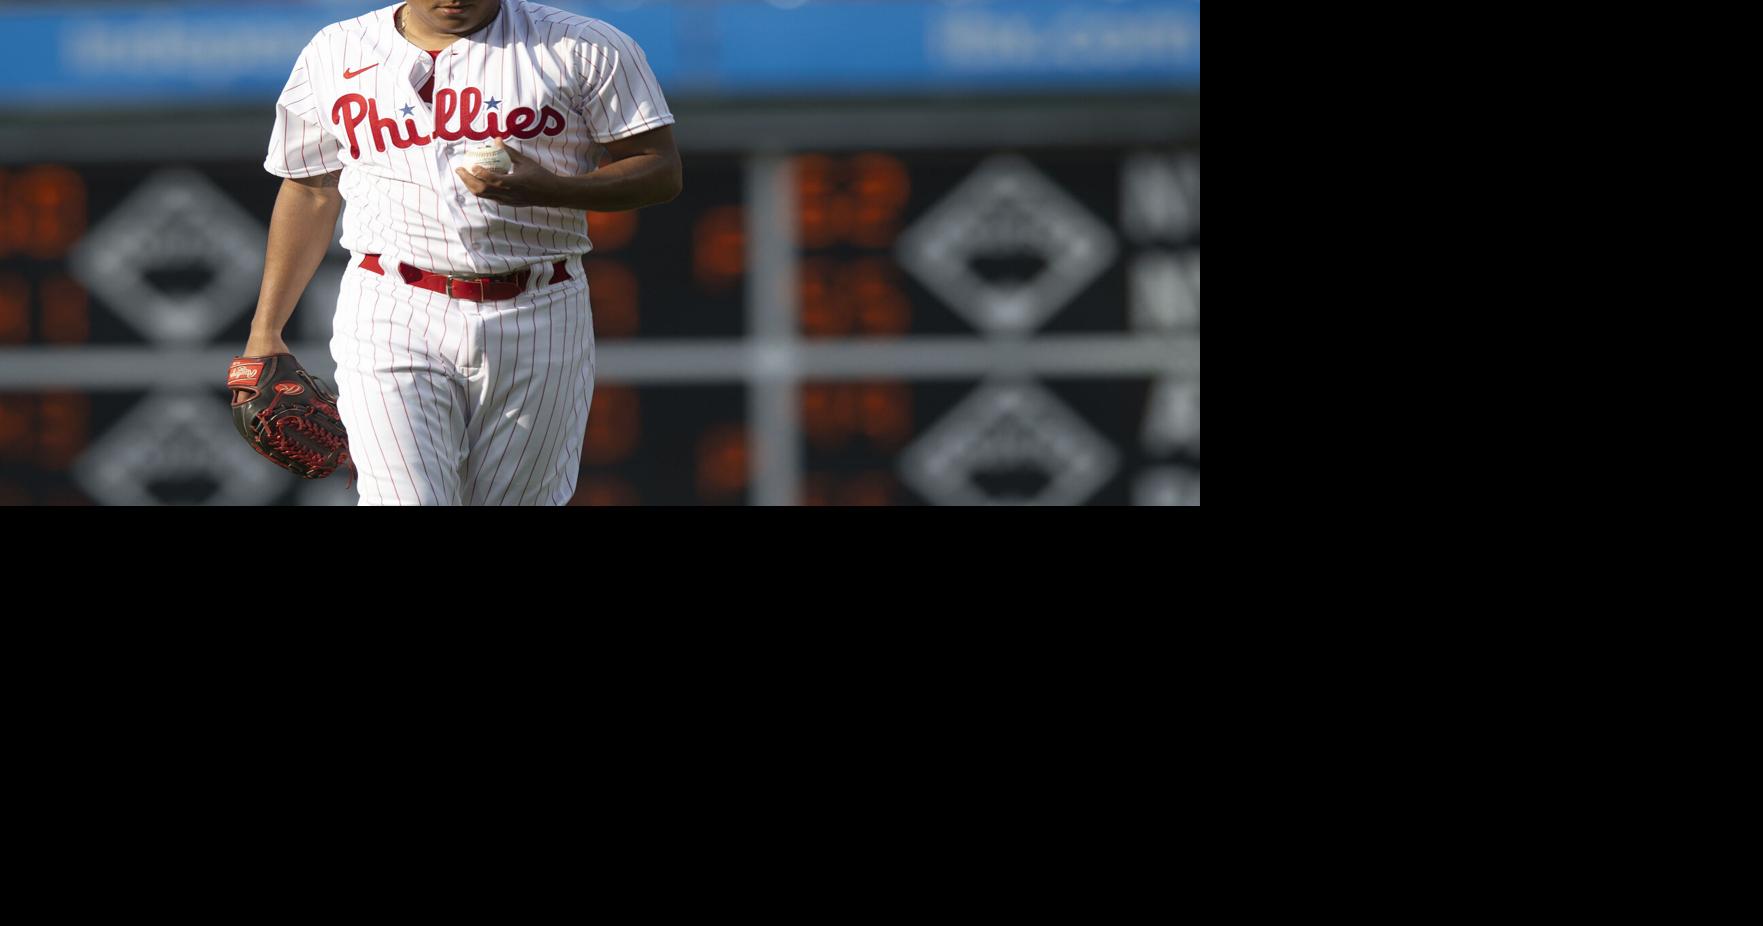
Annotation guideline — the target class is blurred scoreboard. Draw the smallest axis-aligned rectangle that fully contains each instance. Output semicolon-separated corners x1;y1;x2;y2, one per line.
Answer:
0;145;1199;505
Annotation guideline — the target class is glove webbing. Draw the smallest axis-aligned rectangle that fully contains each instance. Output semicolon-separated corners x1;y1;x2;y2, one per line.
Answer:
257;408;349;476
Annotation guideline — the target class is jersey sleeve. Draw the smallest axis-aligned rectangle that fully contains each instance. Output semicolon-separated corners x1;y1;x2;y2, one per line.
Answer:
264;43;344;179
575;23;675;144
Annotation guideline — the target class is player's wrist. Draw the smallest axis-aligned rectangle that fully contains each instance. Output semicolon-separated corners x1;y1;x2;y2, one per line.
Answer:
526;171;580;209
244;329;291;356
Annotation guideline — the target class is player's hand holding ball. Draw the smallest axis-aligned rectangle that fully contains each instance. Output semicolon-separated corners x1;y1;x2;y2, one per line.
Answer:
455;137;560;207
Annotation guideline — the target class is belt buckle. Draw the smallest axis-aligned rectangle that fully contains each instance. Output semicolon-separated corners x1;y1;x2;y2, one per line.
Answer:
446;272;487;302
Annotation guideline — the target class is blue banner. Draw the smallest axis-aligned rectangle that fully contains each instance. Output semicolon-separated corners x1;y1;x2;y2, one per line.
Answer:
0;0;1198;108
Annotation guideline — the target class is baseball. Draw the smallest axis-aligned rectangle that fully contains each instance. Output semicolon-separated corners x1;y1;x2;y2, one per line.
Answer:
463;143;512;174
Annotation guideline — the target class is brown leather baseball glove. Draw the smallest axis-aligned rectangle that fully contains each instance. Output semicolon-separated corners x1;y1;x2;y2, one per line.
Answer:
228;353;353;481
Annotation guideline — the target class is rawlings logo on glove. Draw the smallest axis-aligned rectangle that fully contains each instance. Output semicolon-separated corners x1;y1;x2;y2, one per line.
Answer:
228;353;353;481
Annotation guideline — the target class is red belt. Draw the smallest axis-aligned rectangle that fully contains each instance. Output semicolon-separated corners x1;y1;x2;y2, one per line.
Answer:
359;253;572;302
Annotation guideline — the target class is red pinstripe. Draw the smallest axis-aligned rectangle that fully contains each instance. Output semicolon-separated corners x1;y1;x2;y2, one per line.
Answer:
484;284;540;504
364;278;418;503
509;262;572;504
343;272;402;504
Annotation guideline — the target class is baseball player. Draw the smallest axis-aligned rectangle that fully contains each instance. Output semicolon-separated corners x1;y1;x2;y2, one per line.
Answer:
233;0;680;505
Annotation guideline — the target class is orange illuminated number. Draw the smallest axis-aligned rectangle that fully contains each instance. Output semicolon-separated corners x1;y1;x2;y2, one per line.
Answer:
0;271;28;343
795;155;847;251
0;166;87;260
794;153;910;250
40;274;90;343
802;382;912;451
0;393;89;468
848;258;910;336
802;383;858;450
857;383;912;450
582;385;640;465
25;166;88;259
37;393;90;471
696;423;748;499
798;258;851;338
0;396;32;460
791;155;914;336
0;274;90;344
800;259;910;338
693;205;745;292
585;259;639;339
848;154;910;249
586;210;639;252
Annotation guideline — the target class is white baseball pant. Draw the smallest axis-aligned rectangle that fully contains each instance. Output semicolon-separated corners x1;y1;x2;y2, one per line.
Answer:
329;254;595;506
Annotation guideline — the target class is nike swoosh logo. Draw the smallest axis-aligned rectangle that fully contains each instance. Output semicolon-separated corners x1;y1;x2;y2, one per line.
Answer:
343;65;380;79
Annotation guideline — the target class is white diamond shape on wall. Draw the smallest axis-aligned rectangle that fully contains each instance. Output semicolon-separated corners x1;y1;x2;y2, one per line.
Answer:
73;391;287;506
900;380;1118;506
897;155;1117;335
70;169;267;345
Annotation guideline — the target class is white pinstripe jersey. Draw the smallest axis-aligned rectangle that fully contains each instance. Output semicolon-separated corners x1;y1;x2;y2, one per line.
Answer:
265;0;673;275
